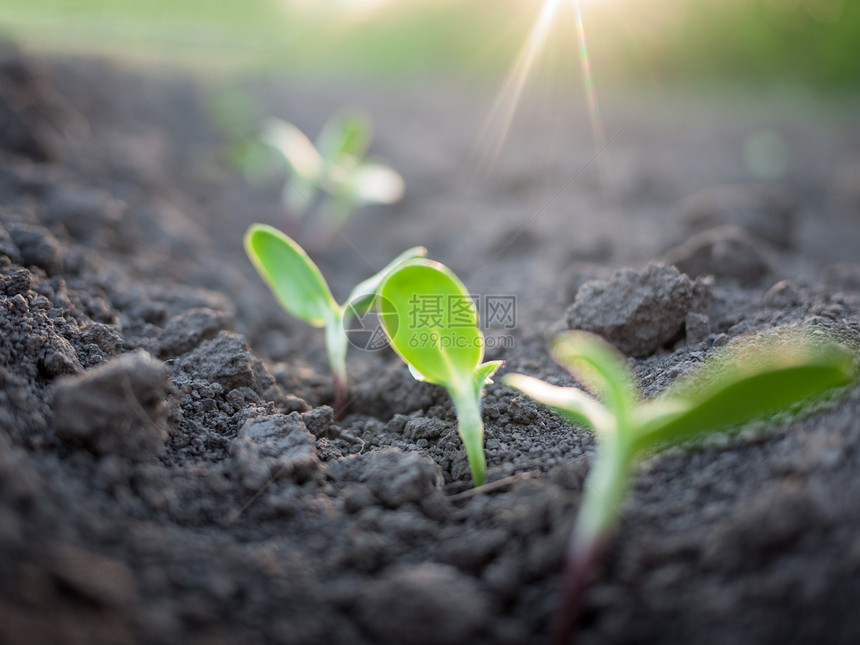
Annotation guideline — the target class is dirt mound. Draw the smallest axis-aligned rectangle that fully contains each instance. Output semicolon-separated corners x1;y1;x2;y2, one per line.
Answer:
1;49;859;645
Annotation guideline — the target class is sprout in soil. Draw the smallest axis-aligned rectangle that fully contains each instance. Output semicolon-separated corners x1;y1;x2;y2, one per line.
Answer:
504;328;856;644
245;223;425;419
377;259;504;486
262;110;405;234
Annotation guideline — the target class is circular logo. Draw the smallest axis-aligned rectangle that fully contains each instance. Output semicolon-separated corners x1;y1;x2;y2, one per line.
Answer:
343;295;399;352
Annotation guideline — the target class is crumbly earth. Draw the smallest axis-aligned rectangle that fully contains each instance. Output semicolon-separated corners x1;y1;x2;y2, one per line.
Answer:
1;46;860;645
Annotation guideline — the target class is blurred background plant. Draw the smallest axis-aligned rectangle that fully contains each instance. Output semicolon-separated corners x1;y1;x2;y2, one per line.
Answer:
1;0;858;89
259;111;404;236
208;94;404;241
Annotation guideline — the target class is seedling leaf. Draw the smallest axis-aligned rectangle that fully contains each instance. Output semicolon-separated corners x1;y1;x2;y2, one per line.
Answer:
345;245;428;316
475;360;504;390
348;162;406;205
379;259;496;485
261;118;322;182
244;224;337;327
506;325;856;644
378;259;483;389
550;331;636;422
245;224;424;420
261;110;402;231
503;373;614;434
316;110;372;163
635;337;855;450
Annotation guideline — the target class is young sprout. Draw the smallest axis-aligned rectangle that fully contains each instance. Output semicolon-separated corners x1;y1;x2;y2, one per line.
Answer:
262;110;405;232
245;223;425;419
504;329;856;644
377;259;504;486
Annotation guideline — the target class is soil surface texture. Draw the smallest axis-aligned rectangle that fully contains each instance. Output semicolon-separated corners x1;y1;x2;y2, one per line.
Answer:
2;46;860;645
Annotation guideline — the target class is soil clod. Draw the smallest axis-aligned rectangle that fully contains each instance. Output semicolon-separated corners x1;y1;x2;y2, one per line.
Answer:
566;263;709;357
663;225;771;285
52;349;169;458
230;412;322;490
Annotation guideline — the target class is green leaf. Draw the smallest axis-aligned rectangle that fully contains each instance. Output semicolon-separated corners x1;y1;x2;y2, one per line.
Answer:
244;224;338;327
551;331;637;422
503;373;614;434
472;360;504;408
316;110;372;164
323;159;404;226
347;162;405;205
378;259;484;390
634;333;856;451
261;118;322;183
475;360;504;390
322;161;405;225
345;245;428;316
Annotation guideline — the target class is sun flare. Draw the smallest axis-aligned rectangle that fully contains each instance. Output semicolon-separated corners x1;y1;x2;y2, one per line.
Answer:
475;0;606;177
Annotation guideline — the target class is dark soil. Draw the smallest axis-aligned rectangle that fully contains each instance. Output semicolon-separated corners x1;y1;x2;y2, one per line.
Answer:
2;45;860;645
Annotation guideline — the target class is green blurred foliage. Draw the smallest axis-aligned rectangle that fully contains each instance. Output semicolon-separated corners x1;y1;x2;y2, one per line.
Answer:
0;0;858;88
590;0;860;88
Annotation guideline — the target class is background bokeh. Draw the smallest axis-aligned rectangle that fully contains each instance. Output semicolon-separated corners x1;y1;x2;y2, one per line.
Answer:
1;0;858;89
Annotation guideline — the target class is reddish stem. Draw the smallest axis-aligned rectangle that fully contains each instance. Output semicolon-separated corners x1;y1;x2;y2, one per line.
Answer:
552;533;606;645
333;374;348;421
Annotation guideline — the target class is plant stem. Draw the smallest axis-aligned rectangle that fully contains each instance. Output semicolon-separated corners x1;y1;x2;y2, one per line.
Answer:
553;531;606;645
553;434;631;645
325;310;349;420
451;386;486;486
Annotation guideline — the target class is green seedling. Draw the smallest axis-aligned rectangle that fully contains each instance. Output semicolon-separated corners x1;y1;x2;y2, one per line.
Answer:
504;328;855;644
245;223;425;419
262;110;405;231
377;259;504;486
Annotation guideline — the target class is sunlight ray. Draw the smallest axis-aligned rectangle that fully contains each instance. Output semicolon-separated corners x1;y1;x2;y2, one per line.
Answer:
573;0;605;154
474;0;565;176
